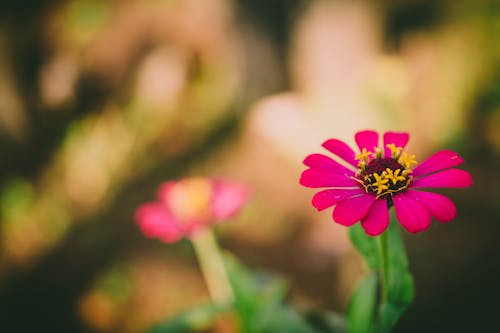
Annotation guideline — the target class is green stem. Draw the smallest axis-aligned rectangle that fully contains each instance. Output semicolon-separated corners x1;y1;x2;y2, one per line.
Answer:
379;230;389;304
191;229;234;306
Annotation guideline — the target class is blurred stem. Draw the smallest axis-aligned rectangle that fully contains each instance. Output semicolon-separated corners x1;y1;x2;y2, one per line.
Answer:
191;229;234;306
379;231;389;304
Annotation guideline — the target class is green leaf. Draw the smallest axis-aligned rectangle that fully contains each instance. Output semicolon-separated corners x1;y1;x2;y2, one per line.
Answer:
224;254;319;333
349;224;381;270
346;272;378;333
147;303;223;333
303;309;346;333
378;301;409;333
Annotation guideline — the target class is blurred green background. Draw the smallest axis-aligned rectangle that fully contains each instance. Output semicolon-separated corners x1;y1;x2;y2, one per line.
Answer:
0;0;498;332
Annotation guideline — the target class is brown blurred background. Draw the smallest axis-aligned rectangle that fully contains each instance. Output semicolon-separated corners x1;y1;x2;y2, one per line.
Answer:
0;0;498;332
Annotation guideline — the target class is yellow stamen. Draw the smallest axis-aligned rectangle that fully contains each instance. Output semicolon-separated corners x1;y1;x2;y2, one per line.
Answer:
386;143;403;159
372;172;389;195
385;168;406;185
399;152;417;169
355;148;373;162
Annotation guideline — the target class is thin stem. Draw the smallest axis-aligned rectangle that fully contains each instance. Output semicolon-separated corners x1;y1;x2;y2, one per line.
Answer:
379;230;389;304
191;229;234;306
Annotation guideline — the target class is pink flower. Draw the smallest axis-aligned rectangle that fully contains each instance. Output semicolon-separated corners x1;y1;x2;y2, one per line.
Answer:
135;177;249;243
300;130;472;236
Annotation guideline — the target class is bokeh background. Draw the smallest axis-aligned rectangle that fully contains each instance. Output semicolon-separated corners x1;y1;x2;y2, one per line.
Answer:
0;0;498;332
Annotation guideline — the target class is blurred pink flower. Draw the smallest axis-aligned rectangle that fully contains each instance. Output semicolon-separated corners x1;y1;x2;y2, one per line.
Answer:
300;130;472;236
135;177;249;243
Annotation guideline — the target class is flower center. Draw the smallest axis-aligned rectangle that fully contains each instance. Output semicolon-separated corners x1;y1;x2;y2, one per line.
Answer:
167;178;213;223
354;145;417;198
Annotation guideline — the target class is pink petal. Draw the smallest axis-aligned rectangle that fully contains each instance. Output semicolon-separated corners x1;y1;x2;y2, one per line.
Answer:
405;190;456;223
393;193;431;233
312;188;365;211
355;130;379;153
303;154;355;176
322;138;358;167
300;169;360;188
361;199;390;236
411;169;472;188
134;203;183;243
333;194;376;226
412;150;464;176
157;181;177;202
211;181;249;220
383;131;409;158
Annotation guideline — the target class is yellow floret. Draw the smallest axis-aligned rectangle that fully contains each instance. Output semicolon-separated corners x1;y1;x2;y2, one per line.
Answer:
386;143;403;159
385;168;406;185
372;172;389;195
399;152;418;169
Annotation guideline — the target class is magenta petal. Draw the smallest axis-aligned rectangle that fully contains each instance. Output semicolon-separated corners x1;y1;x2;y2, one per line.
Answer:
157;181;177;202
300;169;359;188
333;194;376;226
211;181;249;220
405;190;457;223
322;138;358;167
393;193;431;233
312;188;365;211
361;199;390;236
412;150;464;176
411;168;472;188
303;154;355;176
134;203;183;243
383;131;409;158
355;130;379;153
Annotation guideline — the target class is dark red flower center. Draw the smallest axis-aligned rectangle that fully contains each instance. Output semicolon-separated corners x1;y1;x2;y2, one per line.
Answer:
364;157;403;175
358;157;411;198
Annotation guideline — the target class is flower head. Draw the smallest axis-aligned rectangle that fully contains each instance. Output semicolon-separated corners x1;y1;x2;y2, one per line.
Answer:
135;177;249;243
300;130;472;236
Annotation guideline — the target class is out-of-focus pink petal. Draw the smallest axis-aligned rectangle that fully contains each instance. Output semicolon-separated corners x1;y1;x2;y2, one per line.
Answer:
383;131;409;157
355;130;379;153
412;150;464;176
211;181;249;220
303;154;355;176
361;199;390;236
393;193;431;233
312;188;365;211
333;194;376;226
411;169;472;188
322;138;358;167
405;190;457;223
157;181;177;202
300;169;360;188
134;203;183;243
